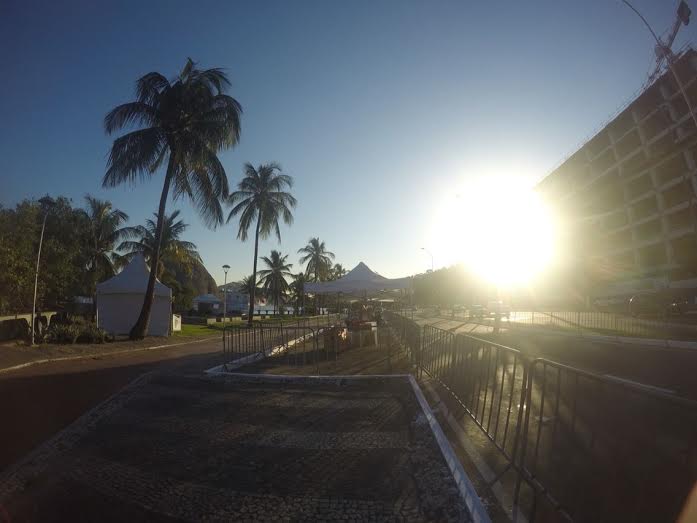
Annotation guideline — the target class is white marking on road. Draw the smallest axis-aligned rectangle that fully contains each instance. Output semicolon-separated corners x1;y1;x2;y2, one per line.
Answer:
602;374;677;395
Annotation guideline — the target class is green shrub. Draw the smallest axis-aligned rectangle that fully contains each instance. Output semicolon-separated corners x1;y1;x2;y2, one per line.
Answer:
77;322;108;344
46;317;108;344
47;322;81;344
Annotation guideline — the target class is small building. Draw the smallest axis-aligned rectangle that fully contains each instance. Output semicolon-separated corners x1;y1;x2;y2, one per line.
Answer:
192;294;222;314
96;254;172;336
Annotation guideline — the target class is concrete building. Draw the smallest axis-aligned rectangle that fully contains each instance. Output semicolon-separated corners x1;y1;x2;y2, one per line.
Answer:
537;49;697;299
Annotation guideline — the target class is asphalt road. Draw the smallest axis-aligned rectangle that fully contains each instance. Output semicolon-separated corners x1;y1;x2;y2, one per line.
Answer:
0;337;224;472
413;315;697;400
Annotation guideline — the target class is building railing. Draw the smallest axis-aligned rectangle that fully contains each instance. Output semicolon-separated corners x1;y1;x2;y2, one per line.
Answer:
383;314;697;523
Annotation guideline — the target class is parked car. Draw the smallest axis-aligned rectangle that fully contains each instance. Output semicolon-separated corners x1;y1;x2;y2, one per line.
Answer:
469;305;485;319
487;300;510;318
628;294;669;317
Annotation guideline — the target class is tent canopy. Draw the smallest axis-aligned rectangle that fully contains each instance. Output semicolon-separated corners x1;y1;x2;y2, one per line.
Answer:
304;262;411;294
97;253;171;298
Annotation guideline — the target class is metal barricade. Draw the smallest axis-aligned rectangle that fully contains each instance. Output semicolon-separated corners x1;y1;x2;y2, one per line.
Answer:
421;326;529;484
517;358;697;522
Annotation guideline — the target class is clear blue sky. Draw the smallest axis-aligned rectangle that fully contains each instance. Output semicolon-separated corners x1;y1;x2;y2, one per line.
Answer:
1;0;694;285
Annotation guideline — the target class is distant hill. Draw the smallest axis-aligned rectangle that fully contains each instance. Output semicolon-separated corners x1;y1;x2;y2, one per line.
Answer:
164;260;218;297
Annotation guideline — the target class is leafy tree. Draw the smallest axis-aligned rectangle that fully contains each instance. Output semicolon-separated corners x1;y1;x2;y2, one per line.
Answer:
103;58;242;338
81;195;129;299
118;210;201;278
0;197;90;315
257;250;292;313
298;237;335;282
227;163;296;325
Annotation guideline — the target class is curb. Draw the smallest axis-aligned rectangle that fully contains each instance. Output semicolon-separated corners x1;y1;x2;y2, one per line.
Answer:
0;336;218;375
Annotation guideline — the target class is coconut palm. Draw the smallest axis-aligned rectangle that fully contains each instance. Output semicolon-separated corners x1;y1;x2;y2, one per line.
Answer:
81;195;129;297
290;272;307;315
117;210;202;279
103;58;242;338
227;163;296;326
257;250;293;314
330;263;347;281
298;237;335;282
239;275;262;299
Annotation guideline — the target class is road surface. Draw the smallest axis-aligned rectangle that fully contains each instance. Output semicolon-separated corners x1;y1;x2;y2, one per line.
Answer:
0;337;224;472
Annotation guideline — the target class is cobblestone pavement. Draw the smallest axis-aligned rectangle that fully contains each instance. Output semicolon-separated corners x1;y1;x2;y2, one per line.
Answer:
0;373;472;522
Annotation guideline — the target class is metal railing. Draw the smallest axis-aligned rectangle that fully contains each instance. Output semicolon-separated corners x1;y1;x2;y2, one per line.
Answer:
431;308;697;343
221;314;340;362
383;313;697;523
421;326;529;483
518;358;697;522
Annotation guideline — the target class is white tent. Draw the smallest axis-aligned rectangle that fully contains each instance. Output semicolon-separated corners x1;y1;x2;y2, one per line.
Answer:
96;253;172;336
304;262;411;294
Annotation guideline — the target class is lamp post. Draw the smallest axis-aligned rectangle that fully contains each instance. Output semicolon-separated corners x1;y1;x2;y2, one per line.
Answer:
31;196;55;346
420;247;434;273
222;264;230;324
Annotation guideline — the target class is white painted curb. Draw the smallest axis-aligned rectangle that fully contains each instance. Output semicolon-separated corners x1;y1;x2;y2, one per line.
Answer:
408;375;492;523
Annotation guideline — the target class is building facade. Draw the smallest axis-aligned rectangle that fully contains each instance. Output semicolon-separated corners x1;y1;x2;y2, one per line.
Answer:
537;49;697;298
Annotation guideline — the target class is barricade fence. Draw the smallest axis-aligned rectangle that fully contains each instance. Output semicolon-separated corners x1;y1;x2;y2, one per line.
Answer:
436;307;697;342
383;314;697;523
221;314;340;362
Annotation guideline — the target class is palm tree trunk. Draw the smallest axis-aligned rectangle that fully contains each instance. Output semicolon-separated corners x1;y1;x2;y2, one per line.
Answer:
247;216;261;327
129;159;174;339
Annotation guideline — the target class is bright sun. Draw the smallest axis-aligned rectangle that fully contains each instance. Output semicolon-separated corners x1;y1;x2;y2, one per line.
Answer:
428;178;557;287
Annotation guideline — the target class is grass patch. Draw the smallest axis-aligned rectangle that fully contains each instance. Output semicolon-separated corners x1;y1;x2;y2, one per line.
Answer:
173;324;221;337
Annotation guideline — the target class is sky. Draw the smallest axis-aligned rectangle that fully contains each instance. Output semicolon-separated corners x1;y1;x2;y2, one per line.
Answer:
1;0;695;286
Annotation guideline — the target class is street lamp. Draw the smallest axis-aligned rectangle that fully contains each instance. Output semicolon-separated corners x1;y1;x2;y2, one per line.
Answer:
222;264;230;324
420;247;434;273
31;196;55;346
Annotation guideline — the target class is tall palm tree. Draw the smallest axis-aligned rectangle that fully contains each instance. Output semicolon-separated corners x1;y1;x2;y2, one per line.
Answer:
117;210;202;279
298;237;335;282
330;263;347;281
103;58;242;339
257;250;293;314
81;195;129;298
290;272;307;315
227;163;296;326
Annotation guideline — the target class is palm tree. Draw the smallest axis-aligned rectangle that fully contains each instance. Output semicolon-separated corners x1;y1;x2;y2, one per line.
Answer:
117;210;202;279
330;263;347;281
257;250;293;314
290;272;307;315
227;163;296;326
103;58;242;339
298;237;335;282
81;195;129;299
239;275;262;299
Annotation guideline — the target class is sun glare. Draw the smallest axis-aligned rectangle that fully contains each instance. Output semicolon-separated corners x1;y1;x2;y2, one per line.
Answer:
428;178;557;287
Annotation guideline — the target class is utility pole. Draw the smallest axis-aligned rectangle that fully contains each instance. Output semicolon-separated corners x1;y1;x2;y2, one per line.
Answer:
31;196;55;346
222;264;230;324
